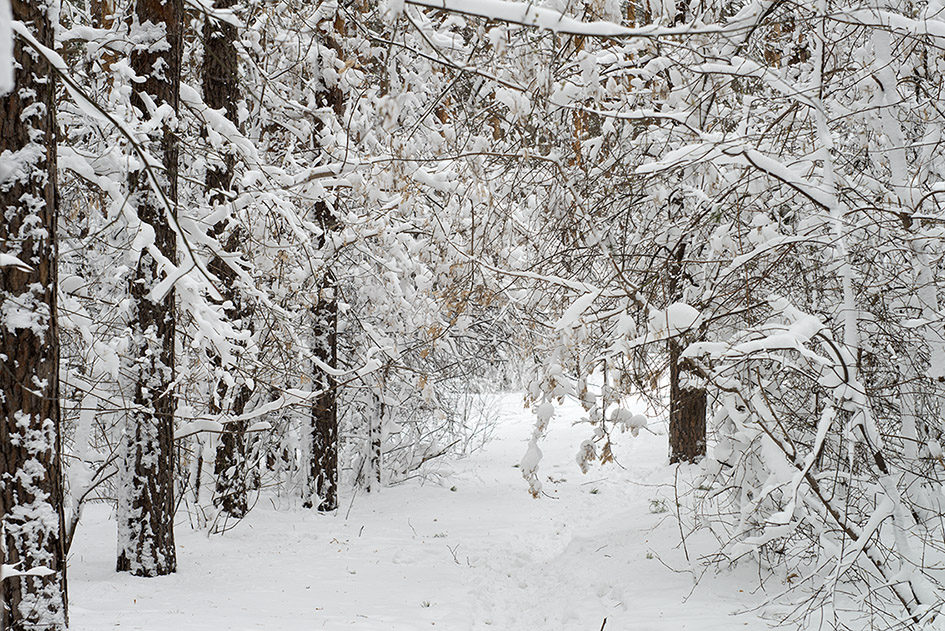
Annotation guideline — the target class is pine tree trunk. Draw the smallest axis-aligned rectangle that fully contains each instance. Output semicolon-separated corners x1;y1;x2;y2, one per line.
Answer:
304;312;338;511
0;2;69;626
214;387;251;517
116;0;182;577
204;0;251;520
668;339;707;463
305;271;338;511
667;239;706;464
303;10;345;511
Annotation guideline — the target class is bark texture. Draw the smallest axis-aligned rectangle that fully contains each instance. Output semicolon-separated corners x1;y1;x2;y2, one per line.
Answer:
303;10;344;512
367;377;383;493
667;239;706;464
305;267;338;511
204;0;252;520
116;0;182;576
668;340;707;463
0;2;69;626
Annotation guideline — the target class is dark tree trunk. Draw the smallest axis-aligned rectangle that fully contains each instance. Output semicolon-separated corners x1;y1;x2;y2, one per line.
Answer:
667;239;707;464
214;386;251;517
668;340;707;463
90;0;114;28
203;0;252;520
305;267;338;511
0;2;68;626
367;376;383;493
116;0;182;576
303;10;345;512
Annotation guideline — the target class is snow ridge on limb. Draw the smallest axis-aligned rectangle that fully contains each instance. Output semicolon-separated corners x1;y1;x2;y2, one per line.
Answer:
404;0;754;37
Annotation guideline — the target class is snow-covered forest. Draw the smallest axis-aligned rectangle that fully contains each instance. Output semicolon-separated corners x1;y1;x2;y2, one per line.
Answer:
3;0;945;628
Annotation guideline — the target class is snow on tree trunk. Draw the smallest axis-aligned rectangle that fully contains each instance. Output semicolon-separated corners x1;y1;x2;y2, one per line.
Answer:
116;0;182;577
667;240;705;464
305;277;338;511
304;179;338;510
302;10;344;511
367;373;384;494
204;0;251;521
214;386;250;518
668;338;706;464
0;1;68;626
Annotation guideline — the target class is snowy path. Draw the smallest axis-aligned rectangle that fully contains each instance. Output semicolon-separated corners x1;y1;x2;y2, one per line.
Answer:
68;394;764;630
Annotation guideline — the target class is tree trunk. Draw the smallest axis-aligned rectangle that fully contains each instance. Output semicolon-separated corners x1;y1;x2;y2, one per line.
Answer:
668;339;707;463
302;9;345;512
0;2;69;626
667;238;706;464
116;0;182;577
305;270;338;511
368;378;383;493
214;387;251;517
204;0;252;520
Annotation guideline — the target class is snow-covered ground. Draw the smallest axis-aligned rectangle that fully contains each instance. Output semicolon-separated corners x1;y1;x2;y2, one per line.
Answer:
68;394;766;630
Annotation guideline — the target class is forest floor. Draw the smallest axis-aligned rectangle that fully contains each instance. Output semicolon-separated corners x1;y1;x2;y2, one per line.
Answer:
68;393;770;630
